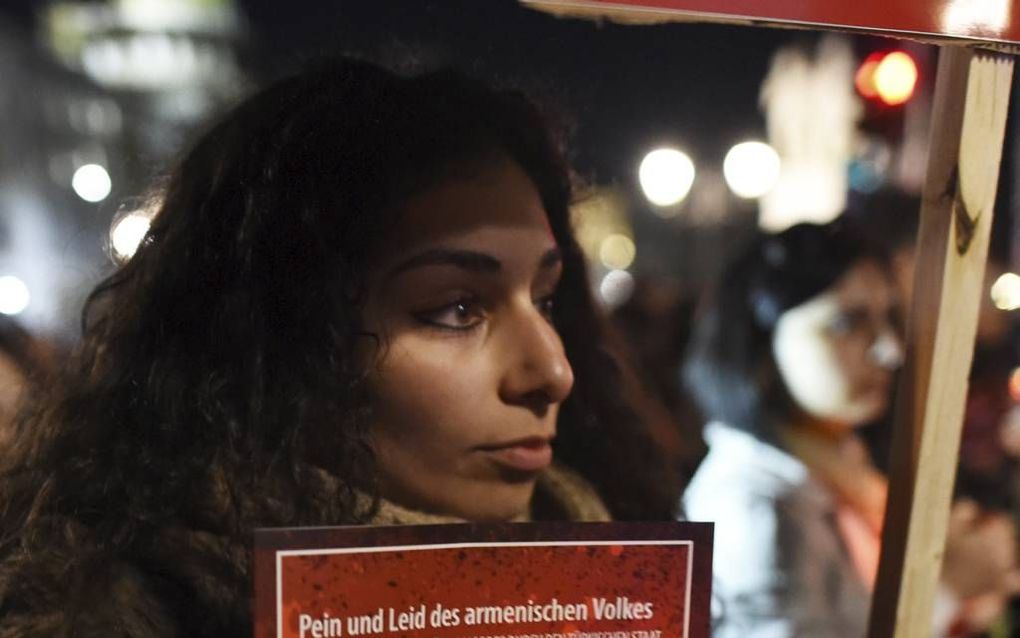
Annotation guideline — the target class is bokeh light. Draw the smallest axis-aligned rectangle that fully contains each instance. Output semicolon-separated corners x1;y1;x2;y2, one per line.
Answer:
723;141;781;199
639;148;695;207
942;0;1010;36
854;52;884;99
991;272;1020;310
598;233;636;270
110;212;151;261
1009;367;1020;402
0;276;30;315
71;163;112;202
874;52;918;106
599;269;635;308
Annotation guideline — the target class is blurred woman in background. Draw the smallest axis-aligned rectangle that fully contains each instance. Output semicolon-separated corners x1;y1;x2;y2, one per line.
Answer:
0;58;676;636
683;220;1019;637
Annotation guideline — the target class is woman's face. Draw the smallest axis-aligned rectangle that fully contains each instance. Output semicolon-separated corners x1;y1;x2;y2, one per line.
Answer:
361;158;574;521
772;258;903;429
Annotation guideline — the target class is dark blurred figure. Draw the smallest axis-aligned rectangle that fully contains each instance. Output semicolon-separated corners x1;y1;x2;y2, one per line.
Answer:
851;190;1020;634
612;277;706;482
683;219;1017;637
0;316;58;448
849;189;1020;511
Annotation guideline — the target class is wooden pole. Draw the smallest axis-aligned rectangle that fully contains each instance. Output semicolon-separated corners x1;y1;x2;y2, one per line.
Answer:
868;48;1013;637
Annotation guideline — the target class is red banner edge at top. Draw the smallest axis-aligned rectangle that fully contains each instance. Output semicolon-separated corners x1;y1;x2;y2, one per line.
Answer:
521;0;1020;51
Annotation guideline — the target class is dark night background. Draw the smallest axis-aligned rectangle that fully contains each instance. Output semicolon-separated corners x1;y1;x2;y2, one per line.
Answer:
0;0;1013;338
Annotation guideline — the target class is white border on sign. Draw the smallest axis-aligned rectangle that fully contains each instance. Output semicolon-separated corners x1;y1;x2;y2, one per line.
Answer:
275;539;695;638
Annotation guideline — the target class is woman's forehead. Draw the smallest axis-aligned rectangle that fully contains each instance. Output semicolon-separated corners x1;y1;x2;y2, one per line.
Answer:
833;259;894;304
778;259;894;322
381;159;555;260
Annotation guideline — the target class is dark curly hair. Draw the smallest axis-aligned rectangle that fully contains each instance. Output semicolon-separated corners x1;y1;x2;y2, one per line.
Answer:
0;59;677;603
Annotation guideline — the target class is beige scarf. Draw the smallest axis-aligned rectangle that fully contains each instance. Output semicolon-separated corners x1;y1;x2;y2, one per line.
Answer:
369;463;612;525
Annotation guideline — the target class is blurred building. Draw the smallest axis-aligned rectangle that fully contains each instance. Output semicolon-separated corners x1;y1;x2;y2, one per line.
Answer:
0;0;247;337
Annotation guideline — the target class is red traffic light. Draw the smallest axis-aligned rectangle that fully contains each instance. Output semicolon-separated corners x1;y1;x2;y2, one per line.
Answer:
855;51;918;106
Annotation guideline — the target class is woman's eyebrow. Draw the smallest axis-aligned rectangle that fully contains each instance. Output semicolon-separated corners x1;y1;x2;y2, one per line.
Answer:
387;249;503;278
387;246;562;279
539;247;562;270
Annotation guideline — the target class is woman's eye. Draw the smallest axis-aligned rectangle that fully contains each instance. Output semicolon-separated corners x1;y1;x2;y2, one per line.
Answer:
827;314;852;335
827;308;868;336
536;295;555;319
887;307;905;337
415;300;484;331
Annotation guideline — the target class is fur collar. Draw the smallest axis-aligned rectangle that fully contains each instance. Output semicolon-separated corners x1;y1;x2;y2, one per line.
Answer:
369;463;612;525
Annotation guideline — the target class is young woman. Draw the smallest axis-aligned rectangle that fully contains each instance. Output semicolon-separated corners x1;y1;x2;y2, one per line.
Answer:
683;221;1018;637
0;59;676;636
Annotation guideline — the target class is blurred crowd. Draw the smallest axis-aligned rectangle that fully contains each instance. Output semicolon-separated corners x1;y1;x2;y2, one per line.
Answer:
612;196;1020;636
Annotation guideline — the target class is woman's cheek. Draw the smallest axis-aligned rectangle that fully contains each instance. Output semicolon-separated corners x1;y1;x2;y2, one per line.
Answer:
772;300;855;423
775;332;852;420
371;337;495;445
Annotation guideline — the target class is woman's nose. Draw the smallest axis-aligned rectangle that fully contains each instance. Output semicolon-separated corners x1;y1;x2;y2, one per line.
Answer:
869;326;905;370
498;305;574;411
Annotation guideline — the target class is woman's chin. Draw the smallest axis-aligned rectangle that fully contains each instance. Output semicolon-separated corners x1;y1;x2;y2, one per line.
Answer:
395;479;537;522
457;483;536;522
853;393;890;425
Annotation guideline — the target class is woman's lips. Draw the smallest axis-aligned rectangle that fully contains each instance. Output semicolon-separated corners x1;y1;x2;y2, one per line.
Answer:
479;438;553;473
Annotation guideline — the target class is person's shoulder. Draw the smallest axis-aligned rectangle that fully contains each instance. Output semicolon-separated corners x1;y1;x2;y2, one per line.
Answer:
684;459;785;542
684;424;807;511
0;538;181;637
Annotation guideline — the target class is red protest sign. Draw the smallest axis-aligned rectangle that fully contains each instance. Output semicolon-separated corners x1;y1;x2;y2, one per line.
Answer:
523;0;1020;46
253;522;712;638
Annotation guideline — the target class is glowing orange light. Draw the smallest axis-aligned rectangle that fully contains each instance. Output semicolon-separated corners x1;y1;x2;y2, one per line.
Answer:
854;52;884;99
1009;367;1020;402
855;51;918;106
874;52;918;106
